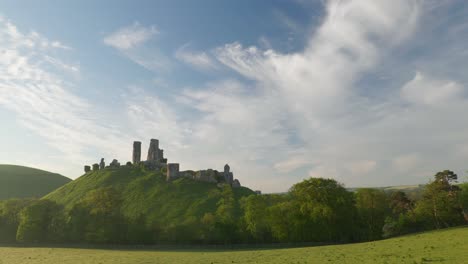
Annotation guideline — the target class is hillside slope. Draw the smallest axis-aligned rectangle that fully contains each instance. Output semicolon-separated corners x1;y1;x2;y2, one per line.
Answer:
45;166;254;224
0;165;71;200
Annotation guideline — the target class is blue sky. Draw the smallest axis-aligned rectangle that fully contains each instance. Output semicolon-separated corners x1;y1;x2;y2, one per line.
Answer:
1;0;468;192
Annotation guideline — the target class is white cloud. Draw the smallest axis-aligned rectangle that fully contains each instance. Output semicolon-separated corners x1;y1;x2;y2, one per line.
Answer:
43;55;80;74
103;22;170;72
103;22;158;50
401;72;463;105
207;1;421;185
50;41;72;50
175;44;217;71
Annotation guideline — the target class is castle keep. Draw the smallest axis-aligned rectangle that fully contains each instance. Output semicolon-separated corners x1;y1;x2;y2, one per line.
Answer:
84;138;241;188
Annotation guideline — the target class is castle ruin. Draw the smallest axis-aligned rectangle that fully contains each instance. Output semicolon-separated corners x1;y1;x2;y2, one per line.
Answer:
132;141;141;164
84;138;242;188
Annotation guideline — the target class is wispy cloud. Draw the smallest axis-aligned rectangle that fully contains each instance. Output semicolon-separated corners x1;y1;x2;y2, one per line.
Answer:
0;18;132;174
103;22;170;72
175;44;217;71
103;22;158;50
43;55;80;75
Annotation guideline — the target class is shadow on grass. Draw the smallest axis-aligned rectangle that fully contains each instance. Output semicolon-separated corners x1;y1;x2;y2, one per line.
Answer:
1;225;466;253
0;241;334;253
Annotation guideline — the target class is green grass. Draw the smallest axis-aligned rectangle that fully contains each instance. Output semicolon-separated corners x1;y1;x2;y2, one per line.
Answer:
44;166;254;224
0;227;466;263
0;165;71;200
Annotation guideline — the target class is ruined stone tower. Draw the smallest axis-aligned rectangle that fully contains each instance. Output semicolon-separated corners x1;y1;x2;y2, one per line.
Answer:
224;164;234;185
99;158;105;170
133;141;141;164
145;139;166;167
147;139;160;162
166;163;180;181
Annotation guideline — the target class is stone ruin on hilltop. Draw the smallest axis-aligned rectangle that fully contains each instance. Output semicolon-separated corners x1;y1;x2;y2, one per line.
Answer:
84;138;242;188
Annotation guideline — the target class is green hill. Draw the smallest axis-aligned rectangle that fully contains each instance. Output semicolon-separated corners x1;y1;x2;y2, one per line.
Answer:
0;226;466;263
0;165;71;200
45;166;254;224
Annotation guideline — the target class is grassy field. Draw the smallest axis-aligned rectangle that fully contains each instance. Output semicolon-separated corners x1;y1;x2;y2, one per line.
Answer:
0;227;466;264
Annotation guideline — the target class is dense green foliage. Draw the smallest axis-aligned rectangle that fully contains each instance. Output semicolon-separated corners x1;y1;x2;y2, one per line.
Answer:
0;166;466;245
43;165;253;244
0;227;467;264
0;165;71;200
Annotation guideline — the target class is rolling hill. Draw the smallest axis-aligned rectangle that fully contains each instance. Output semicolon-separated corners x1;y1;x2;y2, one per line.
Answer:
0;165;71;200
45;166;254;224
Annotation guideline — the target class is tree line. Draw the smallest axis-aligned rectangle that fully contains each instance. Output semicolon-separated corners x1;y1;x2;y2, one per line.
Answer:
0;170;467;245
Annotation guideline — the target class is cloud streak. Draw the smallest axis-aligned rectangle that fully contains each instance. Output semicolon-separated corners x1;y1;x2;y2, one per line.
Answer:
175;44;218;71
0;18;133;174
103;22;170;72
103;22;158;50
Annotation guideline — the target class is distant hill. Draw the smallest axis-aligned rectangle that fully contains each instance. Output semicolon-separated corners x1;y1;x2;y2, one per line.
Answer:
0;165;71;200
45;166;255;224
348;184;426;200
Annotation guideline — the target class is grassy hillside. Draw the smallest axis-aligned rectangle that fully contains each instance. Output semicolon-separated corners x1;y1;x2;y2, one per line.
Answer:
45;166;254;224
0;165;71;200
0;226;466;263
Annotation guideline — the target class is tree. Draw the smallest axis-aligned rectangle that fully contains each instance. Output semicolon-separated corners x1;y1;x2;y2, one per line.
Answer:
200;212;219;243
67;202;89;242
68;187;126;243
126;214;153;244
215;186;238;243
267;200;298;242
240;195;271;242
0;199;33;242
16;200;65;243
382;191;418;238
458;183;468;222
289;178;356;242
388;191;413;216
414;170;464;229
355;188;390;241
434;170;458;186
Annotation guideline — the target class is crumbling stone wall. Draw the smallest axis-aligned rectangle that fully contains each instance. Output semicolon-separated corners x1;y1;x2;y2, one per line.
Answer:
232;179;241;188
109;159;120;168
195;169;217;183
